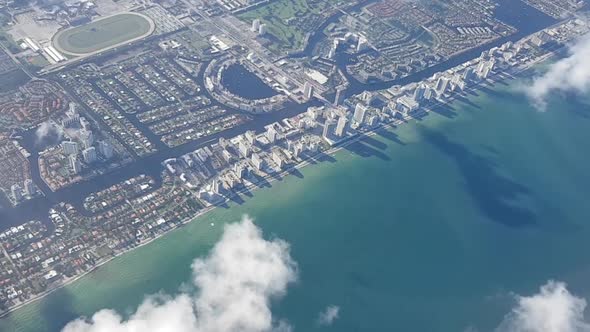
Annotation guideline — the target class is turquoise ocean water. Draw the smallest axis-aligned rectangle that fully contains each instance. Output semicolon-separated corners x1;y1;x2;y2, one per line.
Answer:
2;76;590;331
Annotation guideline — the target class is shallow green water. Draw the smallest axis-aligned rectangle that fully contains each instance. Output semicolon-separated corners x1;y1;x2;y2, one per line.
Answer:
3;78;590;332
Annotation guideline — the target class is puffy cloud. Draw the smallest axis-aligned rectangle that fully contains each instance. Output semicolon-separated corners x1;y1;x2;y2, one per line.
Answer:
35;121;63;144
62;215;297;332
496;280;590;332
317;305;340;326
526;34;590;110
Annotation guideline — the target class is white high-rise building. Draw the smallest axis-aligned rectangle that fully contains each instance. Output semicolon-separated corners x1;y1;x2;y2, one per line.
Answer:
306;107;321;120
476;61;487;74
480;66;491;79
451;75;465;91
356;35;369;52
24;179;35;196
11;184;22;202
413;84;426;101
251;153;265;170
291;142;303;158
463;67;475;81
245;130;256;145
80;129;94;149
62;141;79;155
234;163;248;179
238;140;251;158
70;155;81;174
476;60;494;79
423;86;432;100
258;24;267;36
83;147;97;164
353;103;367;125
266;126;277;143
251;19;261;32
334;86;345;106
272;149;285;169
98;141;114;159
303;82;314;100
335;115;348;137
366;114;378;127
328;39;339;59
323;119;336;139
62;104;81;127
435;77;450;96
211;179;220;194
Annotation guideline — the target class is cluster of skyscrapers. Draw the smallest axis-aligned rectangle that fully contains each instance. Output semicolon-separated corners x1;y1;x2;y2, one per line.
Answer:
251;19;267;36
59;105;114;175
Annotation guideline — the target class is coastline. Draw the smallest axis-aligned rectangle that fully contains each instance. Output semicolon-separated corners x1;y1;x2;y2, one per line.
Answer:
0;43;558;320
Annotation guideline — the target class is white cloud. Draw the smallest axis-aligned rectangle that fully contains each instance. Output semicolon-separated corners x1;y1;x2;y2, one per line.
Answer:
317;305;340;326
496;280;590;332
526;34;590;110
62;215;297;332
35;121;63;144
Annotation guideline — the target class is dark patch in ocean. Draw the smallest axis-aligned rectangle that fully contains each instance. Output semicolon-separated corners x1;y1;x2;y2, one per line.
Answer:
421;127;536;228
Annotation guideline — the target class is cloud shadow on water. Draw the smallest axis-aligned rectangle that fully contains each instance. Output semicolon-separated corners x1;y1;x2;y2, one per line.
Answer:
421;127;537;228
0;287;74;331
31;287;79;332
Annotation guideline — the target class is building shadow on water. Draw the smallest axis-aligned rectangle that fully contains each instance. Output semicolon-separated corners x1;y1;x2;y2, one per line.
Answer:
285;167;304;179
494;73;512;86
430;103;459;118
227;192;246;205
0;286;79;331
344;140;391;161
479;85;518;101
360;135;388;150
376;129;406;145
314;151;337;163
420;127;537;228
240;187;254;197
455;95;482;110
408;112;427;121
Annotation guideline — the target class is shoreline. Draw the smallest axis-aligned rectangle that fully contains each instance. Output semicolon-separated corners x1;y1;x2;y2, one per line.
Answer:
0;44;556;319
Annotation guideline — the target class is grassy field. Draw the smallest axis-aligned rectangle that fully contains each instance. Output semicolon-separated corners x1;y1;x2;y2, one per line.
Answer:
0;30;21;55
53;13;154;56
238;0;357;52
24;55;50;71
238;0;314;52
0;69;29;93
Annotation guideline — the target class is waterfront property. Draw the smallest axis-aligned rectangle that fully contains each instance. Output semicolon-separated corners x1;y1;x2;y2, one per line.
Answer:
0;15;586;317
0;0;587;323
5;60;590;332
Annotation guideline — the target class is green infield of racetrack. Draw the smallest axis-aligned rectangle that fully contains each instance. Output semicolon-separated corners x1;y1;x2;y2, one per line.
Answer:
52;12;154;56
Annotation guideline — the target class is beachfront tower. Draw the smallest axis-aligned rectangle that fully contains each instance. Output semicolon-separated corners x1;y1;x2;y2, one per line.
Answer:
335;115;348;137
353;103;367;126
